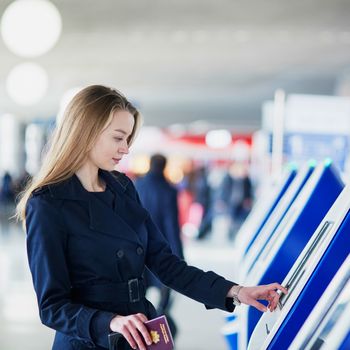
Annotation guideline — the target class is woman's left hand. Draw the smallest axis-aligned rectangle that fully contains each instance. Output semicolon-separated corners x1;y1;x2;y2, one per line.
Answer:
228;283;288;312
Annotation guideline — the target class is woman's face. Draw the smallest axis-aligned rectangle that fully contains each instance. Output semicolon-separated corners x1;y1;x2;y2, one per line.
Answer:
89;109;135;171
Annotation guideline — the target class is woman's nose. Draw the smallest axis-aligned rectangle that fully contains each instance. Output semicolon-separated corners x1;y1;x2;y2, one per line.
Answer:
119;142;129;154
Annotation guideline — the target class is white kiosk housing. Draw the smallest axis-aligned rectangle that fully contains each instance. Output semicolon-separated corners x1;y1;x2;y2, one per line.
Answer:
248;186;350;350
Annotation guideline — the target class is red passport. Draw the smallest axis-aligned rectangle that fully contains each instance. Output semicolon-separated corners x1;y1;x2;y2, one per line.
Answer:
144;315;174;350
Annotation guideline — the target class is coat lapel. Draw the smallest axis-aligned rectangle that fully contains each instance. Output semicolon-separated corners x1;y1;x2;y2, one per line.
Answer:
87;191;142;244
49;171;149;245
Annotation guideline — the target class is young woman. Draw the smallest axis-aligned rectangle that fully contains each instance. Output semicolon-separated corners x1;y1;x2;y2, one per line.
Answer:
17;85;287;350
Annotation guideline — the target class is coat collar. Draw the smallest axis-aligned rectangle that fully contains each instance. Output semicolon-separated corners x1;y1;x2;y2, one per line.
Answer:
48;170;149;244
48;170;128;201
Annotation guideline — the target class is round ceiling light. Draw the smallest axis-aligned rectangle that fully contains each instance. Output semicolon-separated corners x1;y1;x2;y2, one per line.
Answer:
1;0;62;57
6;62;48;105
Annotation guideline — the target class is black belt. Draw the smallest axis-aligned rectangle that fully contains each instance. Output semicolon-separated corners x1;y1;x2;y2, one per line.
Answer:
71;278;146;304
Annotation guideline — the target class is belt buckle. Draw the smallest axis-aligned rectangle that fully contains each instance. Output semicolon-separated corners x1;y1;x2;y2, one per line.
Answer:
128;278;140;303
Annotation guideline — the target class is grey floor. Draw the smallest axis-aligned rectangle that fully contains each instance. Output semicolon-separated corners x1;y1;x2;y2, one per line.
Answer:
0;220;238;350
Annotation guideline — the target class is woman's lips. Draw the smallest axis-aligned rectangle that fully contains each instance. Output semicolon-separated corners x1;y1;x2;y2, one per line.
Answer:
112;158;120;164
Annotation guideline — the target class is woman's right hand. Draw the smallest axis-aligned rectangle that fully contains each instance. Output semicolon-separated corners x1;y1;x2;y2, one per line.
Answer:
110;313;152;350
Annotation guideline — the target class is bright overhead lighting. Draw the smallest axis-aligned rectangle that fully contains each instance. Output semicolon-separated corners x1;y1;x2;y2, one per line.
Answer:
6;62;48;105
1;0;62;57
205;129;232;149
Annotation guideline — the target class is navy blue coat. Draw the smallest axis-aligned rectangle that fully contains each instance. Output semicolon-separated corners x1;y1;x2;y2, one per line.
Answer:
135;172;183;259
26;170;235;350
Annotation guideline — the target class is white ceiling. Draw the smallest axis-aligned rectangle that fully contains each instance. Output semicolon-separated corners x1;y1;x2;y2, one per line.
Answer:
1;0;350;131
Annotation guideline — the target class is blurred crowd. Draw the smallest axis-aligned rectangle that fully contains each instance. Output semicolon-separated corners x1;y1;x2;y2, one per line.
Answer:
175;160;253;242
127;157;255;244
0;170;31;233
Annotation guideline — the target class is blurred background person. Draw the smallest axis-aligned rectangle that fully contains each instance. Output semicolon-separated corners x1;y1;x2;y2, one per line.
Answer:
0;171;16;234
0;171;15;204
218;162;253;241
135;153;184;339
14;170;32;197
195;166;214;240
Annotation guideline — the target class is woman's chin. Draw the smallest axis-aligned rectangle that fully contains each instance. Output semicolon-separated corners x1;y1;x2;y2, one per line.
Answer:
99;164;116;172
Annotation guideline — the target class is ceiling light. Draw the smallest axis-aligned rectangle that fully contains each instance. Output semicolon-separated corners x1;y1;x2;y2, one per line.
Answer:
6;62;48;105
1;0;62;57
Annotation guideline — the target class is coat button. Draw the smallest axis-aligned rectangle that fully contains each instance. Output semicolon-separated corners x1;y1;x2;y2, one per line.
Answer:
116;250;124;258
136;247;144;255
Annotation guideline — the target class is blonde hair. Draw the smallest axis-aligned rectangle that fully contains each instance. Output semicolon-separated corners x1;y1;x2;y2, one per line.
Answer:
16;84;142;223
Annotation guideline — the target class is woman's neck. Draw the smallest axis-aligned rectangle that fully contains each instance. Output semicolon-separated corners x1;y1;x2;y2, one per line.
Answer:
75;162;106;192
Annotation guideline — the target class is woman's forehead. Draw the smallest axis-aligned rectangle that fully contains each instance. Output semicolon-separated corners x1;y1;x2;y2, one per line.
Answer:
109;110;134;131
110;110;135;127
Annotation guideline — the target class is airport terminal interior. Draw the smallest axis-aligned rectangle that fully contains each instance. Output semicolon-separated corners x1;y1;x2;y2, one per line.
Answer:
1;1;350;349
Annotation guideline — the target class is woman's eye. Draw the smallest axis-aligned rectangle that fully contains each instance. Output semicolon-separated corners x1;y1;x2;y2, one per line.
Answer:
114;137;123;142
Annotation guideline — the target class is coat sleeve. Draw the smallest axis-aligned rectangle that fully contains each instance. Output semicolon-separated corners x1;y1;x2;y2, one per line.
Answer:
144;216;236;312
26;194;115;348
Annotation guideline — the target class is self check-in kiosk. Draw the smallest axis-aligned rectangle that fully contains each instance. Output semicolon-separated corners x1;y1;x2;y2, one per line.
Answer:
222;167;297;350
248;185;350;350
234;166;297;264
289;255;350;350
237;161;344;350
241;162;314;279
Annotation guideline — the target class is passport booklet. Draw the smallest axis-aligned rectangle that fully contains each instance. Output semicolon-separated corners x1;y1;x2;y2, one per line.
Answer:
144;315;174;350
108;315;174;350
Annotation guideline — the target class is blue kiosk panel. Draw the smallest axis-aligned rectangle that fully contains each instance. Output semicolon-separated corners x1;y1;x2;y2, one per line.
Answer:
242;163;314;277
245;163;344;343
288;255;350;350
248;187;350;350
242;167;297;256
340;332;350;350
265;200;349;348
235;167;297;263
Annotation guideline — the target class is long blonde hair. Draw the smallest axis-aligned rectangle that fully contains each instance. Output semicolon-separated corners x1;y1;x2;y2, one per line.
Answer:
16;85;142;223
